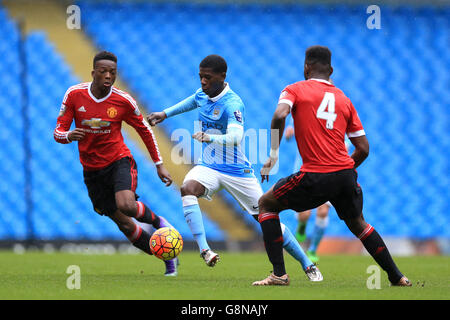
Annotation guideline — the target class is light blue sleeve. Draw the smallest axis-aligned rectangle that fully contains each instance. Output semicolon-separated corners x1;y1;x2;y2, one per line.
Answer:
163;94;198;118
209;125;244;146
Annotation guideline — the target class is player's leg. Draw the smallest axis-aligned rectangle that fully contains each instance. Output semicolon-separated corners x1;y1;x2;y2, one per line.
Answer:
253;172;327;285
252;186;290;285
295;210;311;242
220;174;317;278
109;210;153;254
332;170;410;286
307;202;330;263
343;214;409;286
180;180;209;251
115;190;168;228
113;157;172;229
112;157;177;276
181;166;221;266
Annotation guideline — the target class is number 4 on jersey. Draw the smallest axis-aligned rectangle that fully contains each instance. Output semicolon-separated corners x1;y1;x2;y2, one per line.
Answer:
316;92;337;129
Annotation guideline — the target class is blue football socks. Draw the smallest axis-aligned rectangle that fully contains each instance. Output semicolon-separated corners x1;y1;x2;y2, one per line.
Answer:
308;216;328;253
281;223;313;270
182;195;210;252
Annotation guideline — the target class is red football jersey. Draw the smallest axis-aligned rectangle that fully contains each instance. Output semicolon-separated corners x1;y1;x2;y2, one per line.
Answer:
54;82;162;171
279;79;365;173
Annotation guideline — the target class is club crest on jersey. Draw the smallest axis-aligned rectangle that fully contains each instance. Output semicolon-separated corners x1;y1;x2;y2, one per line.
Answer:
107;107;118;118
82;118;111;129
234;110;242;123
213;108;220;117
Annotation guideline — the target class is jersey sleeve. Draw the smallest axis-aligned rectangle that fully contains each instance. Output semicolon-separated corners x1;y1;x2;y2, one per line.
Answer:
163;94;198;118
123;95;163;165
227;98;245;129
278;84;297;109
346;102;365;138
54;88;75;144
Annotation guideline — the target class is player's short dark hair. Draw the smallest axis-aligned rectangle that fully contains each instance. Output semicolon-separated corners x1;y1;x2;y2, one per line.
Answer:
305;45;332;70
199;54;227;74
93;51;117;68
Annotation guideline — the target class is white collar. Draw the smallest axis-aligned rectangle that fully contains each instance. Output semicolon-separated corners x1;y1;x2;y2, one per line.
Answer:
208;82;230;102
88;82;113;103
309;78;332;85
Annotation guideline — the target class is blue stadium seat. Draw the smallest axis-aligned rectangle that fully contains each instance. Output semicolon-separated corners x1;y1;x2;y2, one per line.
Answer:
0;2;449;240
77;1;449;238
0;10;223;241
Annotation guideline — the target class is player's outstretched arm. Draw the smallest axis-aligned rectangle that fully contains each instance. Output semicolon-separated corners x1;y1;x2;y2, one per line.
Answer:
349;135;369;168
147;94;198;126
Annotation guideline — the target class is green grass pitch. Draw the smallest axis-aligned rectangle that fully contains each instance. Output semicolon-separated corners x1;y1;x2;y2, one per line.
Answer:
0;251;448;300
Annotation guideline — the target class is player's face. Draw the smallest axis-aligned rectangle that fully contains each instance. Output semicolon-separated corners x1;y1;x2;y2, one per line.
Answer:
199;68;226;98
92;60;117;90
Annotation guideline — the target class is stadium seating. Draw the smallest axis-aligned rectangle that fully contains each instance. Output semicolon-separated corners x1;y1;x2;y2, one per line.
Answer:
0;2;448;241
77;1;449;238
0;7;224;241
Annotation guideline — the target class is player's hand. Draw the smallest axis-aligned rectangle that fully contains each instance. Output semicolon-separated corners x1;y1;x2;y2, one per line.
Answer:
67;128;86;141
260;157;277;183
192;131;211;143
156;164;172;187
147;111;167;126
285;126;295;141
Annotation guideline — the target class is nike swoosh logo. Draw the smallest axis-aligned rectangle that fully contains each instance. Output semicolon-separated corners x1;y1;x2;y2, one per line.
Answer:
252;205;259;210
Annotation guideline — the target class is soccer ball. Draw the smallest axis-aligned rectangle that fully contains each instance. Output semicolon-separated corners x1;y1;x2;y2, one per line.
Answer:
150;227;183;260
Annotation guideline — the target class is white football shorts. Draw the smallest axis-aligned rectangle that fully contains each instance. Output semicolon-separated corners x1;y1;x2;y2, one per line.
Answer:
183;165;262;216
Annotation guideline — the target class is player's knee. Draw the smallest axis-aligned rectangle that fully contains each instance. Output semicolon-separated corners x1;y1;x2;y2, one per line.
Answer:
345;216;367;236
180;181;204;197
258;194;270;213
116;199;136;217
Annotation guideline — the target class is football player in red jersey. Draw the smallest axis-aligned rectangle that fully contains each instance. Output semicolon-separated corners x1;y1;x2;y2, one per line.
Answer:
54;51;178;276
253;46;410;287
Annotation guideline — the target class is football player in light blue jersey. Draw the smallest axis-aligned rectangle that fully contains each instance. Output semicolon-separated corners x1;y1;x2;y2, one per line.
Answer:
147;55;322;281
193;83;254;177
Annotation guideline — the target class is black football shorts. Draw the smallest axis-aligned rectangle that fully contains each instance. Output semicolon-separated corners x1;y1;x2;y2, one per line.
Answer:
83;157;139;216
273;168;363;220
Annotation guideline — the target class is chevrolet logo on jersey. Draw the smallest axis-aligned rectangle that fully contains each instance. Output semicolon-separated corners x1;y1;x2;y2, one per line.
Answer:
81;118;111;129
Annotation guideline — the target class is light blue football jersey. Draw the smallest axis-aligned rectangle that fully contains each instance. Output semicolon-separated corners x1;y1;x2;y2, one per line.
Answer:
194;84;254;177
